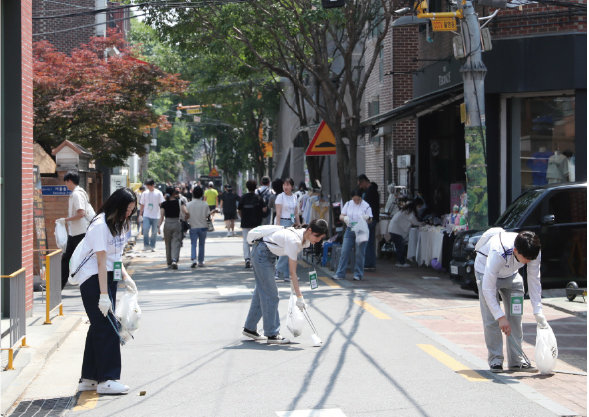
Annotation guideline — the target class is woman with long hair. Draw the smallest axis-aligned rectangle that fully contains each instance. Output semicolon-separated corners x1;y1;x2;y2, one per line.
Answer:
273;177;299;281
75;187;138;395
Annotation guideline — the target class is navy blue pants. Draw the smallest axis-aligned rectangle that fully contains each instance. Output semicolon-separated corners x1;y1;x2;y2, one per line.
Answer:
80;272;121;382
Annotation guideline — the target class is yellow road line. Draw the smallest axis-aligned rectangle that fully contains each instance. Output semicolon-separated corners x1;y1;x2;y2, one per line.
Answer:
417;344;489;382
72;391;99;410
354;300;391;320
319;276;342;288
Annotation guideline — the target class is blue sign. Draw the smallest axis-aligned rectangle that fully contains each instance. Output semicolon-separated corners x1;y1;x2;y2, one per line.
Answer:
42;185;71;196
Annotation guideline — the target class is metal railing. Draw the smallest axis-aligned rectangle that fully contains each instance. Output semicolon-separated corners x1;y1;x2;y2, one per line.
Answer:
1;268;28;370
44;250;63;325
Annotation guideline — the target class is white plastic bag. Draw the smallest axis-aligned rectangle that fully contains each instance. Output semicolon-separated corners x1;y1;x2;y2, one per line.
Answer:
535;324;558;374
55;220;68;252
115;290;142;334
353;217;369;244
286;293;305;338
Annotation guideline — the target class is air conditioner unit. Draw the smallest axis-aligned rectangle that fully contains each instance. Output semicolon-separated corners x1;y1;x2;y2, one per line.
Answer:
397;154;411;168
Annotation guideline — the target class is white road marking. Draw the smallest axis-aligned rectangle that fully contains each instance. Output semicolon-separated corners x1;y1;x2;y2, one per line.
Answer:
276;409;347;417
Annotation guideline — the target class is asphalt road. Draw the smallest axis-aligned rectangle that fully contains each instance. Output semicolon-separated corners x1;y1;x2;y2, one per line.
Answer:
11;226;575;417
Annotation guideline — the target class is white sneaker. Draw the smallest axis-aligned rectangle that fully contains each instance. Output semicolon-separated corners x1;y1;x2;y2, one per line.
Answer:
267;334;290;344
226;231;232;237
97;380;129;395
151;248;156;252
395;263;410;268
78;378;97;392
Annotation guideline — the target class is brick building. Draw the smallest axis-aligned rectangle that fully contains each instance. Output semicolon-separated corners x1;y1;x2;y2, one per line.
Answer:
362;0;586;223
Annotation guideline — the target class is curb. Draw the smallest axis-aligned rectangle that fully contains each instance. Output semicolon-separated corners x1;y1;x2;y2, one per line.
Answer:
1;314;82;416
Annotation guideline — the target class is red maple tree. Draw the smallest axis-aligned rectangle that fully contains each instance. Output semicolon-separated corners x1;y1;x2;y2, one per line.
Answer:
34;30;186;166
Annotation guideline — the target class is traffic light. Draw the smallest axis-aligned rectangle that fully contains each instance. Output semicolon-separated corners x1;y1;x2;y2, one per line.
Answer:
322;0;345;8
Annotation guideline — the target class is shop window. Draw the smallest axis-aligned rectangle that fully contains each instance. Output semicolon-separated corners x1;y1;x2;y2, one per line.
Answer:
509;96;575;194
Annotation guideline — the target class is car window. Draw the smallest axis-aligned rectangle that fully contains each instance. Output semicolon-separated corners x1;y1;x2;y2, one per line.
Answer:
547;189;587;224
496;189;543;229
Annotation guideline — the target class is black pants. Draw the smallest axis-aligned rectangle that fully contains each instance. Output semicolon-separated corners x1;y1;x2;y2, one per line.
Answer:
80;273;121;382
61;233;85;289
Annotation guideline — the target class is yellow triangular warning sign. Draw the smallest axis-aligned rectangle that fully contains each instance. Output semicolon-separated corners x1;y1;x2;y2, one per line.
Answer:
306;121;336;156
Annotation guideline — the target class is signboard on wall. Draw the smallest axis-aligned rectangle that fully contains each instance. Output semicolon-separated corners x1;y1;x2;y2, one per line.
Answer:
110;175;127;194
33;166;48;275
42;185;71;196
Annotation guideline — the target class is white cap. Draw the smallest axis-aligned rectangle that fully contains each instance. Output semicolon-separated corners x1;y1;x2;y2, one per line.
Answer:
208;182;214;187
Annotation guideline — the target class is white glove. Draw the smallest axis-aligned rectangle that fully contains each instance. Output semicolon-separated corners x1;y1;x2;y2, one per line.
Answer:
362;214;370;221
98;294;112;317
534;313;548;329
296;296;306;312
343;216;351;226
124;276;138;294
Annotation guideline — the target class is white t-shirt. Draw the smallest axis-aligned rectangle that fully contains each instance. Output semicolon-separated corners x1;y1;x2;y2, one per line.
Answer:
341;200;372;223
263;228;310;261
75;213;129;285
68;186;89;236
275;193;298;220
388;210;420;240
474;232;542;320
140;188;165;219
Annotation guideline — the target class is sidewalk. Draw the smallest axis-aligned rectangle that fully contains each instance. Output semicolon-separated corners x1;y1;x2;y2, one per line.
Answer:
306;251;587;416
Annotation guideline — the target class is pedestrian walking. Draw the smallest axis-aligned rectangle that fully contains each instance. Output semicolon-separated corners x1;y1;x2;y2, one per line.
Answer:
135;186;145;236
388;198;421;267
238;179;265;268
158;187;188;269
267;178;283;224
204;182;219;221
357;174;379;272
274;178;300;281
243;219;328;344
334;190;373;281
139;179;165;252
256;176;272;225
474;230;547;373
58;171;92;289
75;187;138;395
219;184;239;237
186;186;210;268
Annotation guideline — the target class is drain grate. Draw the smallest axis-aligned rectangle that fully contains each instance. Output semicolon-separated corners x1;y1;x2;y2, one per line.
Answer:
8;396;75;417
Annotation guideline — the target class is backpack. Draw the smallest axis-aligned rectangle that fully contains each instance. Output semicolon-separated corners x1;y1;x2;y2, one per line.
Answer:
258;187;271;218
246;225;284;245
79;188;96;223
474;227;505;255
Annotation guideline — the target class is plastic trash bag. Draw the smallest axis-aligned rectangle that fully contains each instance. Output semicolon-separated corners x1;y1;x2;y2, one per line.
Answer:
353;217;369;244
535;324;558;374
55;220;68;252
115;290;142;343
286;293;305;338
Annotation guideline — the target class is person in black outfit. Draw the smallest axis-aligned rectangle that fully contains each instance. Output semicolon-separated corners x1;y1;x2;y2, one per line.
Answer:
220;185;239;237
357;174;380;271
158;188;188;269
238;179;266;268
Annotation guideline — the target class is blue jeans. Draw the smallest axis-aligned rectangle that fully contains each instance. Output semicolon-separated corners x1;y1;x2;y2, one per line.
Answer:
335;228;367;279
275;218;294;278
189;228;207;263
244;242;281;336
390;233;407;264
364;221;377;268
143;217;159;248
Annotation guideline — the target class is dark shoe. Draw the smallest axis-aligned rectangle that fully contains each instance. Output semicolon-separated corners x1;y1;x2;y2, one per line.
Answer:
510;363;537;372
245;259;251;269
191;262;197;268
171;262;178;270
267;334;290;345
242;328;267;341
490;364;503;373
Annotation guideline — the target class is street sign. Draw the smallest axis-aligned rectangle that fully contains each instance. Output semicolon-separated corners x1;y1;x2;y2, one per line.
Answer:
209;168;219;177
186;107;202;115
41;185;71;196
306;121;336;156
432;17;457;31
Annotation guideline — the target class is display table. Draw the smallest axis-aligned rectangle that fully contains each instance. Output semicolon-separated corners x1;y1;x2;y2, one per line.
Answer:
414;226;445;267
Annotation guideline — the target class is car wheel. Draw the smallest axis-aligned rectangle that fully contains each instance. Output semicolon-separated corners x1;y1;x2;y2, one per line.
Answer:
566;281;579;302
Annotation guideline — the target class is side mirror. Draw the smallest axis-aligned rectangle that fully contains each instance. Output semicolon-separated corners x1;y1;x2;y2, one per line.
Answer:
541;214;556;225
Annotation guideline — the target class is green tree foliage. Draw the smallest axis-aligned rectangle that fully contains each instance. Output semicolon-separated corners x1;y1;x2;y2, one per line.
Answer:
146;147;185;183
142;0;395;200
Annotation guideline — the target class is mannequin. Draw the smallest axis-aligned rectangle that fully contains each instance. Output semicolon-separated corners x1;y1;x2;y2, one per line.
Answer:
546;148;569;184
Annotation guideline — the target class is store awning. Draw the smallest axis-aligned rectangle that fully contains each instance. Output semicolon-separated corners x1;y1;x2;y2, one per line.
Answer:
362;84;463;128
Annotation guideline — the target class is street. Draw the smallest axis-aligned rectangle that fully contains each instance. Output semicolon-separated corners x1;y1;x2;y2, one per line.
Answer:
8;222;586;417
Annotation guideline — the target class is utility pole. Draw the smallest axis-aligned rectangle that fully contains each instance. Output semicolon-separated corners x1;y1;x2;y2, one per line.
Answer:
460;1;488;229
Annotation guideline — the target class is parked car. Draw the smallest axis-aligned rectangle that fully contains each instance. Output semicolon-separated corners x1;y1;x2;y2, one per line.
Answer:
449;182;587;293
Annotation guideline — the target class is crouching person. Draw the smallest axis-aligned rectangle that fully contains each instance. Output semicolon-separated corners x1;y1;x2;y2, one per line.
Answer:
243;219;328;344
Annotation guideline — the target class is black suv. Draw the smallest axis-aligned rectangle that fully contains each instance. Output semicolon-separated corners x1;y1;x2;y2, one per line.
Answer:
449;182;587;293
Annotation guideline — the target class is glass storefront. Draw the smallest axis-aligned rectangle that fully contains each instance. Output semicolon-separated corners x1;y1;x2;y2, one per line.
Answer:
509;95;576;194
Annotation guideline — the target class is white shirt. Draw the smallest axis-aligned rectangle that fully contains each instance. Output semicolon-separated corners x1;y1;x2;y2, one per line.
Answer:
75;213;129;285
140;188;165;219
263;227;310;261
474;232;542;320
341;200;372;223
275;193;298;220
68;186;89;236
388;210;420;240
